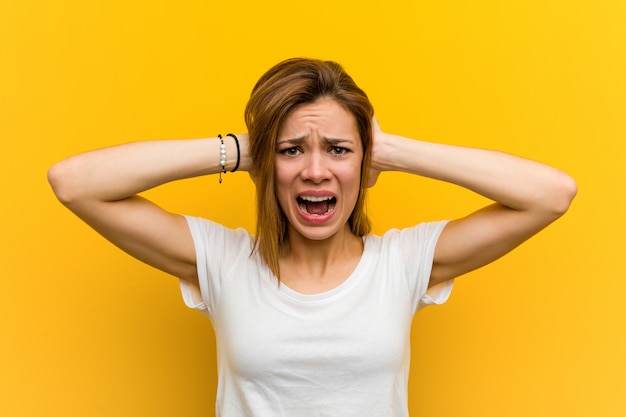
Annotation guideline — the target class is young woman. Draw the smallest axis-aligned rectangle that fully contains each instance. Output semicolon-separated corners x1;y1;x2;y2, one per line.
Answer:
48;58;577;416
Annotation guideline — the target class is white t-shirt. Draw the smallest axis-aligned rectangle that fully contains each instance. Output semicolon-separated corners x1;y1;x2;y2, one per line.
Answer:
180;216;453;417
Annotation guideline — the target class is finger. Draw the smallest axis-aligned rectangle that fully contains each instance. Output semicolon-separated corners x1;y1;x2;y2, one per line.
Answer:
372;116;381;133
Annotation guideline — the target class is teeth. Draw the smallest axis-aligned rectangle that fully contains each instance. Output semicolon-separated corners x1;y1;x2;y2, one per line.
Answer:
297;197;336;215
299;195;333;202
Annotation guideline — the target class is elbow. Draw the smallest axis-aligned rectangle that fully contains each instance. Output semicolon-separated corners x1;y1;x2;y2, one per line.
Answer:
546;171;578;218
47;159;80;206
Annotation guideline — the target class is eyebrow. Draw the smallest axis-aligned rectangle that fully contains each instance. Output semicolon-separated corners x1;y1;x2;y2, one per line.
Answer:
276;136;354;147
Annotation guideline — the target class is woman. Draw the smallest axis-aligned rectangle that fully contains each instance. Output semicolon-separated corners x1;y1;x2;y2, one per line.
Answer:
48;58;577;416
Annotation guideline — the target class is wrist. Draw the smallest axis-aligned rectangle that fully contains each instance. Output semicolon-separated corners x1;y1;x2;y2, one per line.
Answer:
371;132;410;173
234;133;253;172
218;133;252;173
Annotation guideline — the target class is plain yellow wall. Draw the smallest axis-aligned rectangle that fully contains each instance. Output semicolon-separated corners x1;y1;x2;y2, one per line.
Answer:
1;0;624;416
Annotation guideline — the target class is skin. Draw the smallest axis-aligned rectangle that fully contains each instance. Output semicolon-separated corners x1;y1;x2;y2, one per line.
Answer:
47;99;577;294
368;120;577;288
274;99;365;293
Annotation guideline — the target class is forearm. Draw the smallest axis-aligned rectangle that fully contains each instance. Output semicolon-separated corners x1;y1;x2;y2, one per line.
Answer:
374;133;577;214
48;135;250;204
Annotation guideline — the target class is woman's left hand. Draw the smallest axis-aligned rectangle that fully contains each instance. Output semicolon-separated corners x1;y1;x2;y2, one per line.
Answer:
367;117;386;187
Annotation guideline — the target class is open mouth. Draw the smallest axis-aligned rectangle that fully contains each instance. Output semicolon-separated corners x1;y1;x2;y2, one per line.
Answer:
297;195;336;216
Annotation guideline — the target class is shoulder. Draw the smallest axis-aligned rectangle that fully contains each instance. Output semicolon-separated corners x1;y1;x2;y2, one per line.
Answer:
360;221;453;311
184;215;252;241
364;221;450;280
366;221;449;249
183;215;255;265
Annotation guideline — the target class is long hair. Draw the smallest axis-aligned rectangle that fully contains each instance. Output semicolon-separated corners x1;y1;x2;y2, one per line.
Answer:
244;58;374;280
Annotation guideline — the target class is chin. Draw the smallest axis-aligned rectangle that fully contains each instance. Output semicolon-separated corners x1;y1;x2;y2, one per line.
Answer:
289;220;349;243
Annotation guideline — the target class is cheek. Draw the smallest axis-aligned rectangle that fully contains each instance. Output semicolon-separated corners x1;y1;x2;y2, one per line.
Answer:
276;187;290;205
339;165;363;198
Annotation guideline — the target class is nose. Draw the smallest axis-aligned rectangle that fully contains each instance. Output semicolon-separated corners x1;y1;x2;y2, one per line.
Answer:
301;150;331;183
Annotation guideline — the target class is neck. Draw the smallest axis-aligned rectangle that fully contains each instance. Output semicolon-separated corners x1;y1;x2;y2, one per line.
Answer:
279;225;364;293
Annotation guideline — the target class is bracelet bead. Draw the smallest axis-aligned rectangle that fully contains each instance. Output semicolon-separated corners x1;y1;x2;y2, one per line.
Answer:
218;134;227;183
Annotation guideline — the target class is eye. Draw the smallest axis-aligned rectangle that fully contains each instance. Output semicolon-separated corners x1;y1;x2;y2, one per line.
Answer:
329;146;349;156
280;147;302;157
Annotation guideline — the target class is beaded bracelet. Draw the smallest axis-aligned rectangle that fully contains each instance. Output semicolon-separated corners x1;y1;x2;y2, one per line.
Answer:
218;134;226;183
217;133;241;183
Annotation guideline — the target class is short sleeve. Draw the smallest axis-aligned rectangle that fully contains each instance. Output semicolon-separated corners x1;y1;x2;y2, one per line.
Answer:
385;220;454;313
418;279;454;310
178;215;253;316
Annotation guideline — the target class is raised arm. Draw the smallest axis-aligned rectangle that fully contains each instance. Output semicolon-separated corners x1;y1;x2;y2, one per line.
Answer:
47;135;251;286
369;122;577;288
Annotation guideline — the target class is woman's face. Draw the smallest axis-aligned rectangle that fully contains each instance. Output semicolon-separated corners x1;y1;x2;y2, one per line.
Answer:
275;99;363;242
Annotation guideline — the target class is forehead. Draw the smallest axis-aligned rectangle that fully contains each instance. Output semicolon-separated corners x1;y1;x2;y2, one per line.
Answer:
278;99;358;137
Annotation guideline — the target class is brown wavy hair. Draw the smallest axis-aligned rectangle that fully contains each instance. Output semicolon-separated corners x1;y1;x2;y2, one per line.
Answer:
244;58;374;280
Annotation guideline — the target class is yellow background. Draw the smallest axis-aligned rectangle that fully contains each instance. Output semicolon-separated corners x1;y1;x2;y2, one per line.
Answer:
1;0;624;416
